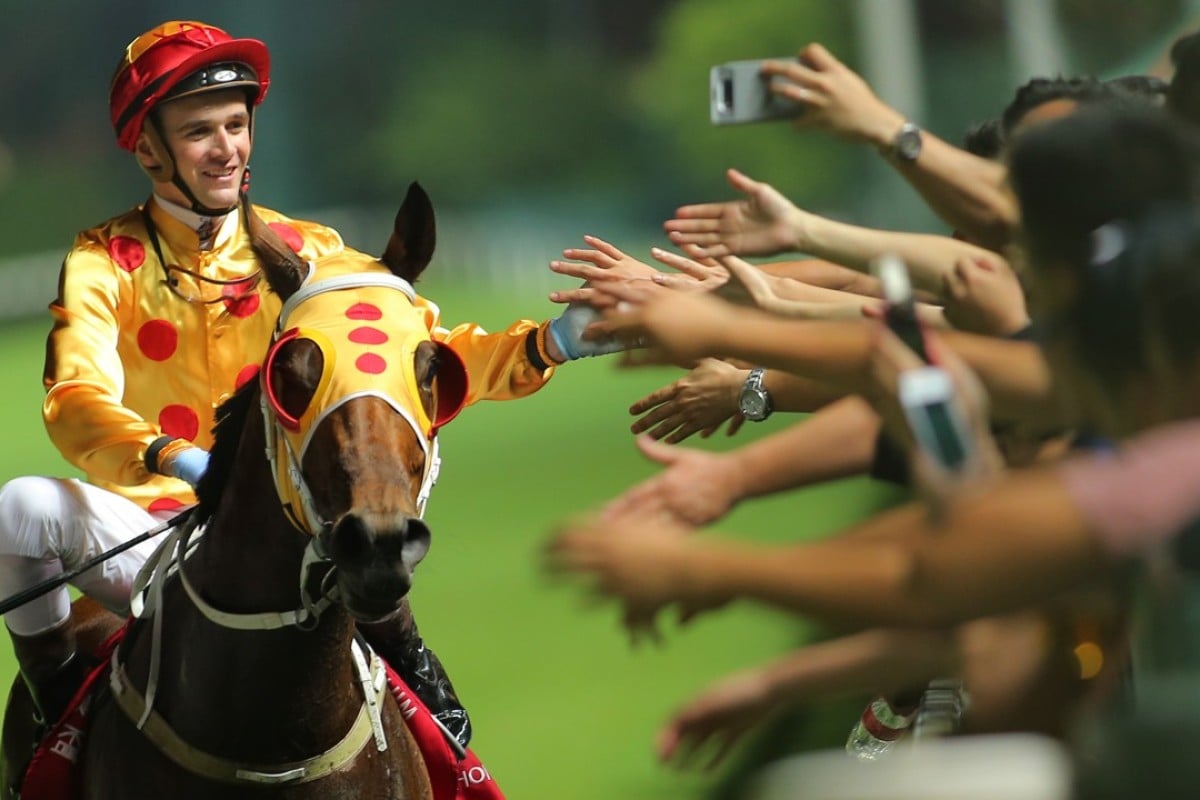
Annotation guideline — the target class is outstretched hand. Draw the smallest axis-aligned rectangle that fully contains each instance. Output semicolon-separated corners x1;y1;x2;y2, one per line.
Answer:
629;359;747;443
657;666;775;770
543;511;704;638
761;43;905;146
549;236;728;307
664;169;801;259
601;436;742;527
585;282;739;368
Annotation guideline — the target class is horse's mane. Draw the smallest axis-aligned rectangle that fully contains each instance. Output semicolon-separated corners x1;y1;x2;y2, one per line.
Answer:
193;379;258;523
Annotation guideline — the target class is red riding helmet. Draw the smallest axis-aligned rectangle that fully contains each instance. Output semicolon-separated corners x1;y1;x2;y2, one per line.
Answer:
110;20;271;152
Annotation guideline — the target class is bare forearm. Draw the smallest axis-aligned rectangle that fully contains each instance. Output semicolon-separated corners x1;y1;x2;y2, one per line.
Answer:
880;134;1017;252
766;371;844;413
760;260;883;297
802;214;998;296
707;313;1061;430
938;331;1063;428
730;396;880;500
675;469;1111;629
709;313;877;394
762;628;958;707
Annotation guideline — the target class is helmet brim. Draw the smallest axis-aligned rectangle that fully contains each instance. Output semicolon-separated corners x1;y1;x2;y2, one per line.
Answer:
114;37;270;150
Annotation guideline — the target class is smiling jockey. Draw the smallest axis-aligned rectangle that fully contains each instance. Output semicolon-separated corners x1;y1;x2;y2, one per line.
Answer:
0;20;606;750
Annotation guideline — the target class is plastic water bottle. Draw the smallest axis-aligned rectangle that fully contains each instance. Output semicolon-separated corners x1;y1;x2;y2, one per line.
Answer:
912;679;967;740
844;695;919;760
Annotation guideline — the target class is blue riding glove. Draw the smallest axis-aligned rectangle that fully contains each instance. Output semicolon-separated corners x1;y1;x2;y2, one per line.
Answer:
169;447;211;489
548;302;624;361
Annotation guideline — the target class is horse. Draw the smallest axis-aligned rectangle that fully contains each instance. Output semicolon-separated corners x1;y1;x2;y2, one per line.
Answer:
1;183;470;799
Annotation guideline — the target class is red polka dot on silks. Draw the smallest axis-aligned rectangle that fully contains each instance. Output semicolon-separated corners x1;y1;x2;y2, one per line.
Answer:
348;326;388;345
137;319;178;361
267;222;304;253
345;303;382;321
235;364;260;389
223;292;261;318
108;236;146;272
355;353;387;374
149;497;186;513
159;404;200;441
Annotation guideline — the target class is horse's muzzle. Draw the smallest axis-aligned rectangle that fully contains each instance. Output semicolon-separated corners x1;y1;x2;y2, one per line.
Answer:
322;513;431;619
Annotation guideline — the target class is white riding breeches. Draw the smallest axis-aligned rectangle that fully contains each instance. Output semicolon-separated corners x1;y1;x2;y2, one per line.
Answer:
0;476;177;635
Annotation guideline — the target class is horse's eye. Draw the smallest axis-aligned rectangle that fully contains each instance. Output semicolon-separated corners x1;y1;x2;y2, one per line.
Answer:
268;338;324;426
421;352;438;391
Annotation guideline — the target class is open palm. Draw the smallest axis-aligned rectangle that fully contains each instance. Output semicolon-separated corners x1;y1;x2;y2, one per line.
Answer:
665;169;800;258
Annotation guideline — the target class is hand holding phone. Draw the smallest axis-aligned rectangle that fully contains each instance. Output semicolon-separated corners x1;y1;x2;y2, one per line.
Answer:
710;58;805;126
872;254;929;362
897;366;973;473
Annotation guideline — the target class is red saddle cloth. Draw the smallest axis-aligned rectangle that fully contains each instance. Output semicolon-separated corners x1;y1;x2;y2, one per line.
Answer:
20;626;505;800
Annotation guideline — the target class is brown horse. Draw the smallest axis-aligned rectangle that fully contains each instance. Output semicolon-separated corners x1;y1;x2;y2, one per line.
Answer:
2;183;468;799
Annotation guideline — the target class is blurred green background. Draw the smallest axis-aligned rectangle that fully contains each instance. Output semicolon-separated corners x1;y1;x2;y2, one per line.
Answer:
0;1;1196;797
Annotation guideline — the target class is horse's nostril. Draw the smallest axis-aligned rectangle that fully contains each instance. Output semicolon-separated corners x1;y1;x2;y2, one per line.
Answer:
328;515;373;565
403;518;431;567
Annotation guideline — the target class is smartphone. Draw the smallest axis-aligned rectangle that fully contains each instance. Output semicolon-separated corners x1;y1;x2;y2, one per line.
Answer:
710;58;805;126
872;254;928;362
897;366;973;473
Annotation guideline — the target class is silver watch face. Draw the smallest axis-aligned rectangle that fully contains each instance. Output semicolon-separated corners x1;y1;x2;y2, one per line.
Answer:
895;124;923;162
740;389;769;421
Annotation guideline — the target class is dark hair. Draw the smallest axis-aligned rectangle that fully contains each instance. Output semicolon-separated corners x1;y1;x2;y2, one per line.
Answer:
1132;210;1200;375
1009;106;1200;382
1009;105;1200;269
1000;76;1118;138
1169;30;1200;128
1065;211;1200;384
1106;74;1169;102
962;118;1003;159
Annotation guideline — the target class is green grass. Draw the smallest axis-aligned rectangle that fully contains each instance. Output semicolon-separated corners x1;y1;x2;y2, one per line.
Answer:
0;283;903;798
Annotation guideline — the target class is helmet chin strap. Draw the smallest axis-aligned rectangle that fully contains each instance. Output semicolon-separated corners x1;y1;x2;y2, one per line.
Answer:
144;114;246;217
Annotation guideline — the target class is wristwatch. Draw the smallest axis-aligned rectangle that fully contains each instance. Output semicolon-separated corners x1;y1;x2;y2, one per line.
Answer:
891;121;924;163
738;368;773;422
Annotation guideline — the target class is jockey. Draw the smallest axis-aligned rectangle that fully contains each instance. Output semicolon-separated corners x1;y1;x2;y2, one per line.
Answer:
0;20;598;743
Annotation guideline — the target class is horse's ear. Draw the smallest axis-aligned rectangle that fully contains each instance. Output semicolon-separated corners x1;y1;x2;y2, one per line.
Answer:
246;202;309;300
380;182;436;284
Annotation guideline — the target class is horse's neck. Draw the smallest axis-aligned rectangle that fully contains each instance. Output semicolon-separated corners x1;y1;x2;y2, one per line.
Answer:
124;412;364;759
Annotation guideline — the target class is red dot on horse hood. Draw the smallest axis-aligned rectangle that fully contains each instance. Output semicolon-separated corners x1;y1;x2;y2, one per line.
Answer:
346;303;382;321
348;326;389;345
356;353;387;374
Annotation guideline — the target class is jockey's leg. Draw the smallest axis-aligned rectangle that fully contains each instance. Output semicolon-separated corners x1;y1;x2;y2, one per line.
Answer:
6;614;83;728
358;599;472;749
0;477;167;726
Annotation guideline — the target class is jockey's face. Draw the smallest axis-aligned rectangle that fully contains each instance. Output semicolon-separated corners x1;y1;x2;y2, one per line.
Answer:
144;88;251;211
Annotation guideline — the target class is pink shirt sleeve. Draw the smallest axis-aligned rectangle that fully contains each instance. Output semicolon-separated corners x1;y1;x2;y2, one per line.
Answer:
1061;420;1200;557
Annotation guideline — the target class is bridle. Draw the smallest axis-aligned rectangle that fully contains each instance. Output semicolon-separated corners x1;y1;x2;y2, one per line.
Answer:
118;266;463;785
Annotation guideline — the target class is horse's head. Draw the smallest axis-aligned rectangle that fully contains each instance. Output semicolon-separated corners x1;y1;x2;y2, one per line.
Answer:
249;183;467;621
